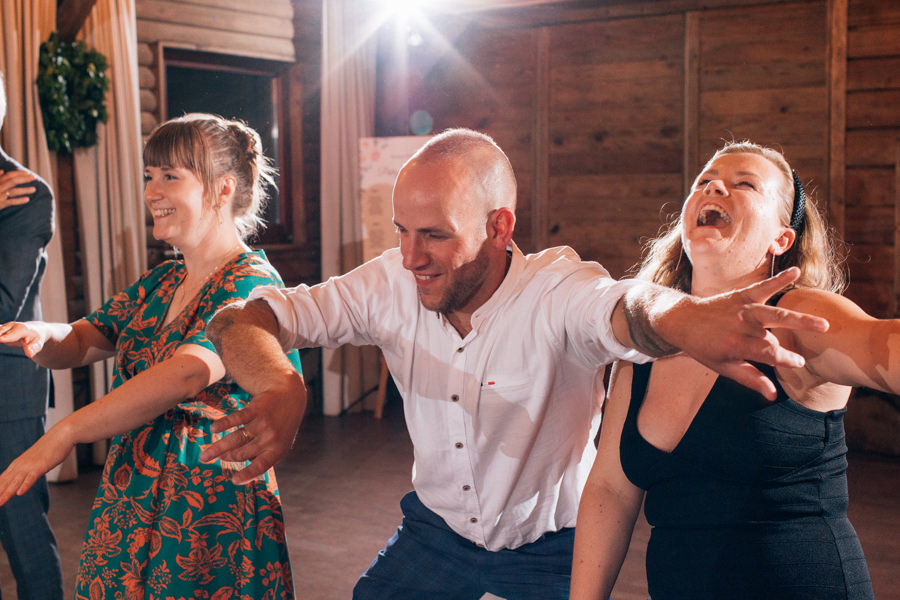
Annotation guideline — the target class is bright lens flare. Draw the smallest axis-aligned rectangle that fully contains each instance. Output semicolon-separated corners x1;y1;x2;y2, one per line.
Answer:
383;0;428;18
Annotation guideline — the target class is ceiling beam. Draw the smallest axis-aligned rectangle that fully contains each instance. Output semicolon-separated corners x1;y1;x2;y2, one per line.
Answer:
57;0;99;41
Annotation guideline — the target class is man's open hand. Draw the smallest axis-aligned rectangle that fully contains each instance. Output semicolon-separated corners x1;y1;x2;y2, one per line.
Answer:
651;268;829;399
200;373;307;485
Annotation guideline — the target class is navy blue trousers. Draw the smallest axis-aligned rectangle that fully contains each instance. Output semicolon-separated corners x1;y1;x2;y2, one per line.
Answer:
353;491;574;600
0;418;63;600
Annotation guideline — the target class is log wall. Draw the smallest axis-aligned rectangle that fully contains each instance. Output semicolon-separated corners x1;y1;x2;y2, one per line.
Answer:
545;15;685;278
135;0;294;136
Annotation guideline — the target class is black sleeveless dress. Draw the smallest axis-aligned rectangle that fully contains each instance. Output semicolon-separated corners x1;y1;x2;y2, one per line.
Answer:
620;362;874;599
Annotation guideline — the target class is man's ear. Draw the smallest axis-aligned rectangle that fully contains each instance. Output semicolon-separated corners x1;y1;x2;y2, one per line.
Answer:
488;207;516;248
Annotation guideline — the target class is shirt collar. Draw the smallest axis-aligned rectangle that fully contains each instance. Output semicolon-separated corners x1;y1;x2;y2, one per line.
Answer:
468;241;524;329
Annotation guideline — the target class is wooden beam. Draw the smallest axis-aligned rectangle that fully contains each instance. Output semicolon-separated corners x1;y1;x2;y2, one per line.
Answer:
178;0;292;20
137;21;296;63
828;0;848;239
57;0;100;42
893;137;900;315
135;1;294;39
478;0;800;29
684;11;700;197
533;26;550;252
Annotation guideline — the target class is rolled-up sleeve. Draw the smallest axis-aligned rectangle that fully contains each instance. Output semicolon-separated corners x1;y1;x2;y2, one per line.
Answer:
247;253;396;352
247;284;316;351
590;277;653;364
562;272;654;367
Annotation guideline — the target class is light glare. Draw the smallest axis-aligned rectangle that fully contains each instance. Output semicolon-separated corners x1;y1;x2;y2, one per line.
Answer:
385;0;427;18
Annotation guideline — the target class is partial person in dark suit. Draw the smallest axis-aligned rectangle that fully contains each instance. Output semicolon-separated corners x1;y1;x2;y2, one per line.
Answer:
0;71;63;599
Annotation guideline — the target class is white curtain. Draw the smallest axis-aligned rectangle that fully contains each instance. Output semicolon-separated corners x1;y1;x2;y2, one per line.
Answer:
320;0;380;415
0;0;78;482
74;0;145;462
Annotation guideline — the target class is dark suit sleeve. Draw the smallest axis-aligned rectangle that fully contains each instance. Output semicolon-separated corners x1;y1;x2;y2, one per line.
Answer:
0;173;54;323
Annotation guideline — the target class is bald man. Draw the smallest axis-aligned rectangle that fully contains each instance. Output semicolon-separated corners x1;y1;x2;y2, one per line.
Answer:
203;128;826;599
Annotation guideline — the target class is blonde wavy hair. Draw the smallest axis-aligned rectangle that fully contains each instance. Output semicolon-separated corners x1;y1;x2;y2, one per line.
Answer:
636;141;846;294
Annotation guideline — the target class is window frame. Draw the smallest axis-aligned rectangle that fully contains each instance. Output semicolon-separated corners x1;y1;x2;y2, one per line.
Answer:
158;46;294;245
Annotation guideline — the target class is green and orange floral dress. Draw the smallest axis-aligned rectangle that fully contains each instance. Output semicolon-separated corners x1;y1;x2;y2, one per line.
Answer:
77;250;299;600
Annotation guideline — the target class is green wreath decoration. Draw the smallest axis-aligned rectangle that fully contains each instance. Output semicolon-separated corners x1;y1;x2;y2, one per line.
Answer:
37;32;109;153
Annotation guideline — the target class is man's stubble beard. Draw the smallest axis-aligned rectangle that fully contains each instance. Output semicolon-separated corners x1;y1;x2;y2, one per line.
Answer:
419;243;492;316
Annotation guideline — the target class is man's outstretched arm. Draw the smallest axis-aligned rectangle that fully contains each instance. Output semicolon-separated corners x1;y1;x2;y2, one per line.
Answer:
611;268;829;400
202;299;307;484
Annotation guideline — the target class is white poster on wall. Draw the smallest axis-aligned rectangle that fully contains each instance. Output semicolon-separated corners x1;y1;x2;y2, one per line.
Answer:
359;136;432;262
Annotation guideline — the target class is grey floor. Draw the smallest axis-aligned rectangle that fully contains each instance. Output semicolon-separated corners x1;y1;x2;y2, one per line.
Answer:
1;400;899;599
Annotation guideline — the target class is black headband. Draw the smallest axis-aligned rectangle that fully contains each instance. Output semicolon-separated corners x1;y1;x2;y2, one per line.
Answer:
790;169;806;232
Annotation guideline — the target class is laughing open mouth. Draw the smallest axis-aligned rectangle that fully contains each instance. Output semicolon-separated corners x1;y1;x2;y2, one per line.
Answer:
697;204;732;227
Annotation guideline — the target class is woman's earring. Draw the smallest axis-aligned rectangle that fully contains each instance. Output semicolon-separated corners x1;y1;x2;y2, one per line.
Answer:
675;246;684;273
770;252;775;278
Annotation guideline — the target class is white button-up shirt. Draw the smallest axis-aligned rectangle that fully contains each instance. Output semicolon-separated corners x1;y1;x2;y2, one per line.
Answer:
250;243;649;550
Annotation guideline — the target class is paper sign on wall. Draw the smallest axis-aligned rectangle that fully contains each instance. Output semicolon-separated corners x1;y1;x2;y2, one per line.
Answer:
359;136;432;262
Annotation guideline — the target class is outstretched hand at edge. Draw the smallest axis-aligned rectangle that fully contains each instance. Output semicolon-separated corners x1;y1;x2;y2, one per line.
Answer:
0;424;75;506
623;268;829;400
0;321;48;358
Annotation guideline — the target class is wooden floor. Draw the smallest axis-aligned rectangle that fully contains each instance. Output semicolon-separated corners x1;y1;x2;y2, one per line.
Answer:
2;400;898;599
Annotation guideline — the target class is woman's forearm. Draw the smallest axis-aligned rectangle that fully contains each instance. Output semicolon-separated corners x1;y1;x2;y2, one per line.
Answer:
63;350;219;443
0;348;219;505
570;482;643;600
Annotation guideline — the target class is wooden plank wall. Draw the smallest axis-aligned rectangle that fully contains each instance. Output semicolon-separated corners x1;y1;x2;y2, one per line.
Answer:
546;15;685;278
378;1;832;282
845;0;900;316
372;0;900;451
690;3;828;193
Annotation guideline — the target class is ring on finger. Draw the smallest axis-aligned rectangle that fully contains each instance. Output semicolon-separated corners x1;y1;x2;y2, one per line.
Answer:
239;428;252;443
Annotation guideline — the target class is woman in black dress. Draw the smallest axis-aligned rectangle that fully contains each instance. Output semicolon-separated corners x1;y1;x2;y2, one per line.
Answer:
571;141;891;599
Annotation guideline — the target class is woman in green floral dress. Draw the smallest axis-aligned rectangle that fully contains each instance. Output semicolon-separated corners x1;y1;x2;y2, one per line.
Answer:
0;114;301;599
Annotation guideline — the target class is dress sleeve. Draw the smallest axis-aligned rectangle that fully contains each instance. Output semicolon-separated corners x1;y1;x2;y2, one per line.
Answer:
84;265;168;344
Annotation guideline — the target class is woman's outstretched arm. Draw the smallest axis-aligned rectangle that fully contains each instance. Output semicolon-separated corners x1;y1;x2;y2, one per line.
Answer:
778;289;900;395
0;343;225;505
0;319;115;369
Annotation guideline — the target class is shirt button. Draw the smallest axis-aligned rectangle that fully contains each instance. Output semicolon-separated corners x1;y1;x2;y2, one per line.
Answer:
462;485;471;491
451;394;459;402
470;517;478;523
457;347;464;353
455;442;464;449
